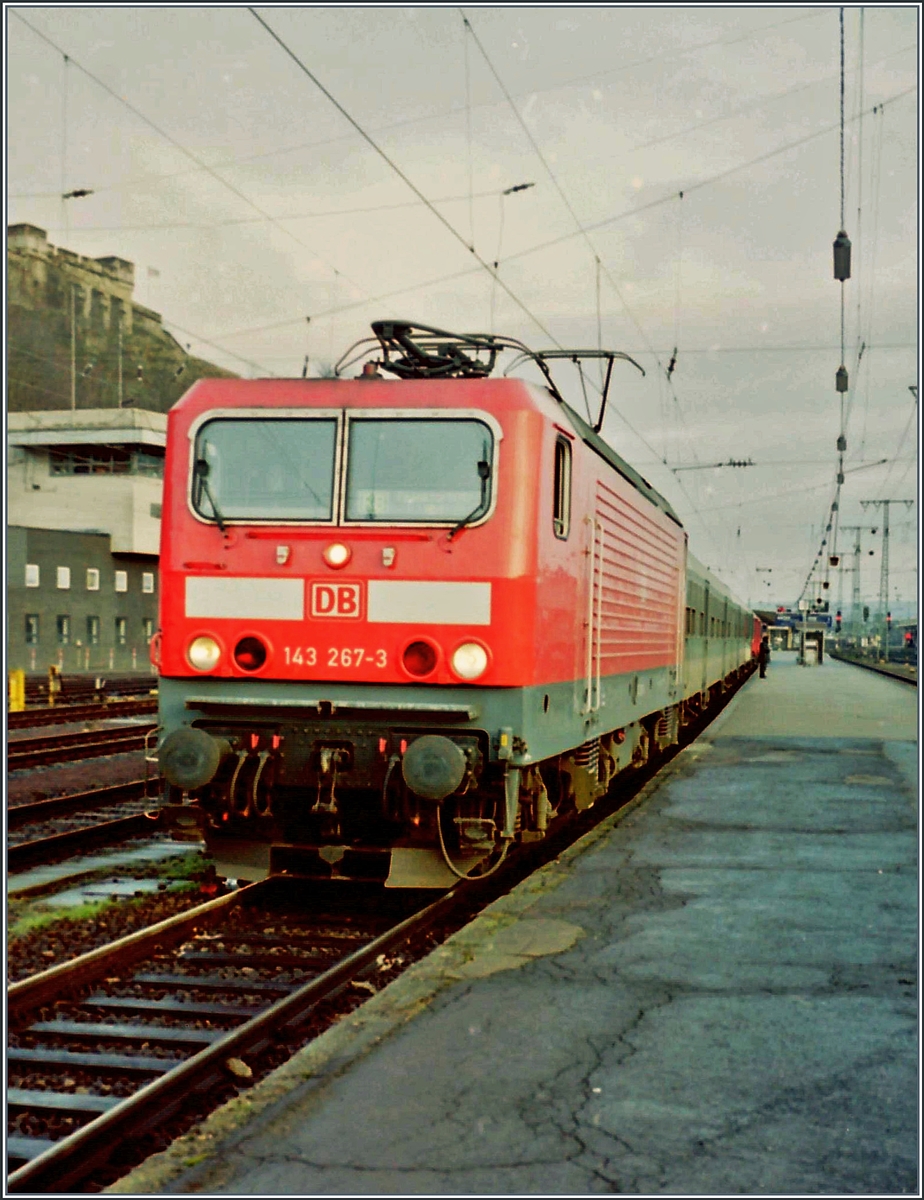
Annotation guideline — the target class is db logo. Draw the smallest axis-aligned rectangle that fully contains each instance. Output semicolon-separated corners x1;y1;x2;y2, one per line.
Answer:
310;581;362;619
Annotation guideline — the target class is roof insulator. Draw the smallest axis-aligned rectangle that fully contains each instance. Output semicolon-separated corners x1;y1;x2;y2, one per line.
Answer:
833;230;851;281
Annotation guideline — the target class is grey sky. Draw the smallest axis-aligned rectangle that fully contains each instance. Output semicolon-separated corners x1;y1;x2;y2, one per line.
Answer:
6;5;919;610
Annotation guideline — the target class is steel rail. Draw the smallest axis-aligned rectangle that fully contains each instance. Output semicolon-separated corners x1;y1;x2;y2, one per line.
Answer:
8;812;162;871
8;885;457;1193
8;726;154;770
8;780;150;829
9;724;156;754
8;698;157;730
9;884;266;1022
827;649;917;685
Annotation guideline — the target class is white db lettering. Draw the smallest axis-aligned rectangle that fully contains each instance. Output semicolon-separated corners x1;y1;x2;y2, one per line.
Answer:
311;581;362;619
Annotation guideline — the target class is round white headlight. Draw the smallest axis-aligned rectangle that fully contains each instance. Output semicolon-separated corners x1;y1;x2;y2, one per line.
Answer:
451;642;489;681
323;542;351;568
187;635;221;671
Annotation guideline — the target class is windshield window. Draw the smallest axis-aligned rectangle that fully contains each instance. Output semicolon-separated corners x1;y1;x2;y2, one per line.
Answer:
345;419;493;522
193;418;337;521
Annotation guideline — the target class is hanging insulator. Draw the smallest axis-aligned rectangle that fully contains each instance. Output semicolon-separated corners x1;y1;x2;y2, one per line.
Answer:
829;556;839;567
836;365;848;392
837;472;845;484
836;434;847;452
833;230;851;280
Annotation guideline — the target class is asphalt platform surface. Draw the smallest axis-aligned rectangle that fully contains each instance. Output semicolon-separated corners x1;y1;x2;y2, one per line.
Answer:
112;654;918;1195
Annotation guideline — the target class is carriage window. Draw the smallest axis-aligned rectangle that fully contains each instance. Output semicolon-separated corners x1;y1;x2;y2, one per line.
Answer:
193;418;337;521
345;418;493;523
553;436;572;539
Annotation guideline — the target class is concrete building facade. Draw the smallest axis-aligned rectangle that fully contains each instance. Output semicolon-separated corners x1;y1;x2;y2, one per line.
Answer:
6;409;167;674
7;526;159;675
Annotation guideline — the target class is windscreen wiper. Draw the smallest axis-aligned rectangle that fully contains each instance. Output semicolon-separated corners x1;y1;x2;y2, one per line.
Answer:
193;458;226;533
448;456;491;541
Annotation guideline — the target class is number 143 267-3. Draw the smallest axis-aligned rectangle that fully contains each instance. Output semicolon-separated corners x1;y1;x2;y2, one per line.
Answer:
282;646;387;668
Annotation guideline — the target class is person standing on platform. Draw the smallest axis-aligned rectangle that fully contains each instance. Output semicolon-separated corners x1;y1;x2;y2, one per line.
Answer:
758;635;770;679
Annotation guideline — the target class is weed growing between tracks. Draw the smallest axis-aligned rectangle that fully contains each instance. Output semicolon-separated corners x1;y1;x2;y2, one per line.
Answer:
8;853;213;978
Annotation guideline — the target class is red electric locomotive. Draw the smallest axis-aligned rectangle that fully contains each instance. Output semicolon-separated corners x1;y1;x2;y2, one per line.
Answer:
155;322;756;886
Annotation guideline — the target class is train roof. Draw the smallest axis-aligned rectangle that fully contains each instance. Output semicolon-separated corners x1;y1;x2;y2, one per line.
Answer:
169;373;683;529
557;399;683;528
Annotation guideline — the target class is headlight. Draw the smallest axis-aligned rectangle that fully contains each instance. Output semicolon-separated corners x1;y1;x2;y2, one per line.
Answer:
187;635;221;671
323;542;351;568
451;642;488;681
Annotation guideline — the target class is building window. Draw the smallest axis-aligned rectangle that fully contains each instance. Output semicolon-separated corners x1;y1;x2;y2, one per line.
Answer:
87;567;100;591
25;614;40;645
142;571;155;594
115;616;127;645
25;563;40;588
57;615;71;645
57;566;71;590
48;448;164;478
115;570;128;593
87;615;100;645
142;617;154;644
552;437;572;539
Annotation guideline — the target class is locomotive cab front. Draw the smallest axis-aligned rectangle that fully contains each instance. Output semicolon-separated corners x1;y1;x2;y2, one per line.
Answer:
155;367;564;887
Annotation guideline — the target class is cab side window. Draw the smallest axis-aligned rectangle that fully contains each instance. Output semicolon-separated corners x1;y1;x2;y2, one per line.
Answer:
553;437;572;539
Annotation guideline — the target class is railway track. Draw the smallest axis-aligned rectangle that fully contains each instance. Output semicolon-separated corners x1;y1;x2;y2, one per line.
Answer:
7;881;457;1192
828;650;917;685
8;780;150;824
5;675;753;1190
23;676;157;707
8;813;162;873
8;725;156;771
8;781;164;872
8;698;157;731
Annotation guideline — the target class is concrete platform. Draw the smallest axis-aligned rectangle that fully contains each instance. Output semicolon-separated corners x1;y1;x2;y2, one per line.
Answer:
110;656;918;1195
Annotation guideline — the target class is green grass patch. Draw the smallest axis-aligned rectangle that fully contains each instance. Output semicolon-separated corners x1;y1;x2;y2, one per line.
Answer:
7;852;205;943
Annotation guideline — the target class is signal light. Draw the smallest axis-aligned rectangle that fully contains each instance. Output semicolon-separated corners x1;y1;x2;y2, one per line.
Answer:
187;635;221;671
234;636;267;671
323;542;351;568
451;642;489;681
402;640;437;677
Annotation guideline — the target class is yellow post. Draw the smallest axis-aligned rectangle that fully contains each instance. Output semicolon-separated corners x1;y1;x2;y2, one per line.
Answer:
48;663;62;707
8;669;26;713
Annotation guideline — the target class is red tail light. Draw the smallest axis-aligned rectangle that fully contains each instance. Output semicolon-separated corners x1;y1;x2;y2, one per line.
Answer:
402;640;437;677
234;636;267;672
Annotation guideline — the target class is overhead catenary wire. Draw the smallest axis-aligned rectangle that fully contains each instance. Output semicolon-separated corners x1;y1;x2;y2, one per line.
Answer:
11;10;369;304
33;187;536;234
463;18;475;252
9;10;832;205
460;9;723;554
632;41;915;153
248;5;559;348
198;90;915;347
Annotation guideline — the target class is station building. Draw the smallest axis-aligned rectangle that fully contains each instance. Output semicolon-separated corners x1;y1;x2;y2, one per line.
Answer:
6;409;166;674
6;222;237;676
